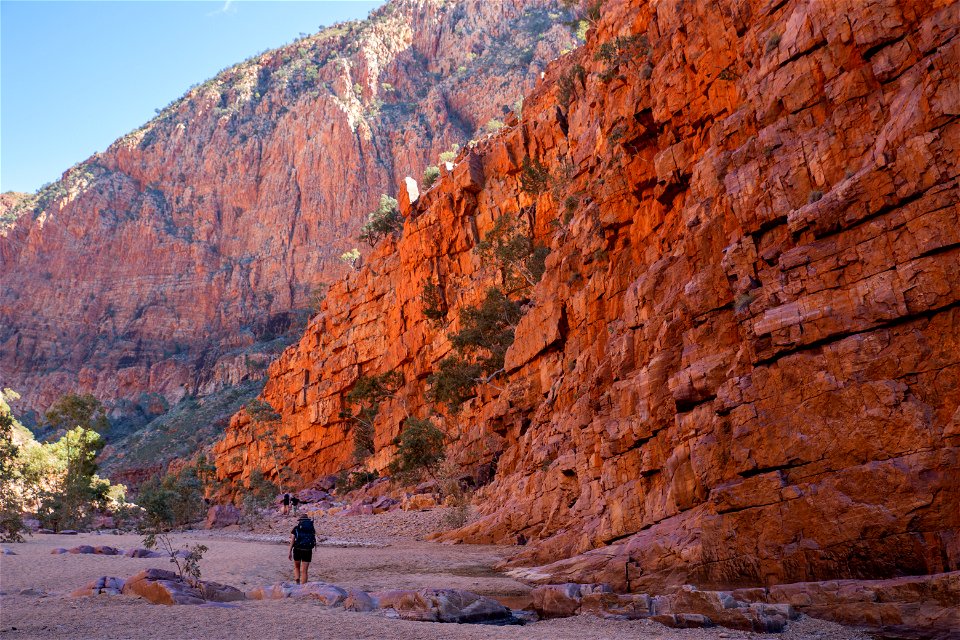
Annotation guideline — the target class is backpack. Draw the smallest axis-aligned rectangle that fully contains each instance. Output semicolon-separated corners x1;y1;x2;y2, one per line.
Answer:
293;520;316;549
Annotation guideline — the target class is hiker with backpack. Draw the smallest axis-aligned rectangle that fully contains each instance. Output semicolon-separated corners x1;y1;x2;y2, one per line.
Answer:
289;514;317;584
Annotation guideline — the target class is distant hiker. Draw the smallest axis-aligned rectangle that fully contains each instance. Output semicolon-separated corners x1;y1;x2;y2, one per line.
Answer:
281;493;290;515
516;533;527;546
289;514;317;584
291;496;300;514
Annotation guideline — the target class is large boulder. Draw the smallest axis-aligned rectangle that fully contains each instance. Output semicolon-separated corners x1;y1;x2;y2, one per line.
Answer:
298;582;347;605
68;545;95;554
204;504;241;529
531;583;613;618
581;592;652;620
246;583;295;600
296;488;331;504
383;589;513;624
343;588;378;612
341;503;374;517
199;580;246;603
93;545;120;555
653;586;796;633
313;476;338;492
371;496;399;514
401;493;438;511
733;572;960;640
122;569;205;605
651;613;714;629
122;569;245;605
246;581;346;605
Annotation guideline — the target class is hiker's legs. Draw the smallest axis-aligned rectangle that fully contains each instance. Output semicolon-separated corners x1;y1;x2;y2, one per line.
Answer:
300;561;310;584
293;559;301;583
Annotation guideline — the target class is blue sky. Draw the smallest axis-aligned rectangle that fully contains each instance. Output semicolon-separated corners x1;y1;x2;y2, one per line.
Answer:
1;0;383;193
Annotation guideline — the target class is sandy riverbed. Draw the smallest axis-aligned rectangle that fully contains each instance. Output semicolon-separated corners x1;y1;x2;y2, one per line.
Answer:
0;514;870;640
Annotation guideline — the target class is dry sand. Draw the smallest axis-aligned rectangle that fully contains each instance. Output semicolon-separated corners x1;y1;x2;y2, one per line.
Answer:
0;513;871;640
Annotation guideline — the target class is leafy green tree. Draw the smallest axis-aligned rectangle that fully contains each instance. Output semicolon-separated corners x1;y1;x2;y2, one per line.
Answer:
137;465;205;529
36;427;108;530
34;393;110;530
45;393;109;435
0;398;24;541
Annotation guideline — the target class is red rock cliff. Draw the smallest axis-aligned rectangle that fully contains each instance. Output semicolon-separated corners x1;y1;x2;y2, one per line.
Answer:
220;0;960;592
0;0;577;416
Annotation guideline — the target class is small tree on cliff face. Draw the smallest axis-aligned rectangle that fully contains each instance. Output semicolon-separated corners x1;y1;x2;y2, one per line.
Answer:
359;194;401;246
424;205;550;412
341;371;403;462
244;399;296;492
426;288;524;412
388;417;445;481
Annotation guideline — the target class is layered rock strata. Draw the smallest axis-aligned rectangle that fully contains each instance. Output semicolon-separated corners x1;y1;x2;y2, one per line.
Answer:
0;0;577;415
216;0;959;606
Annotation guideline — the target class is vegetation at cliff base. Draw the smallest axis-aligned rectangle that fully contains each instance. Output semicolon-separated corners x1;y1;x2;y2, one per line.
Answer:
1;391;131;537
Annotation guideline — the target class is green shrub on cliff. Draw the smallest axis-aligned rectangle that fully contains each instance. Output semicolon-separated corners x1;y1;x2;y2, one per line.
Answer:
427;356;484;411
342;370;403;461
0;394;24;541
426;207;549;411
359;194;401;246
427;288;523;411
244;399;298;491
422;165;441;189
388;417;445;478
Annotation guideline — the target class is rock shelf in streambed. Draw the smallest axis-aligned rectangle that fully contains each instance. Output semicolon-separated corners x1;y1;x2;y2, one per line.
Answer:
70;569;523;625
64;570;960;638
50;545;182;558
60;570;810;633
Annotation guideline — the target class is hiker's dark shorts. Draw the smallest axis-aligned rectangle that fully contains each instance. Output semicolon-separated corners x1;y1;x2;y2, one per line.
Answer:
293;548;312;563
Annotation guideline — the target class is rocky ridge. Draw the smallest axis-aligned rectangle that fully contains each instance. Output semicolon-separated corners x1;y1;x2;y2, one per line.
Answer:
0;0;578;419
213;0;960;618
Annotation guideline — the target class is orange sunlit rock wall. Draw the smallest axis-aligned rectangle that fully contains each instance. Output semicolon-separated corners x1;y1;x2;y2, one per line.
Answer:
215;0;959;590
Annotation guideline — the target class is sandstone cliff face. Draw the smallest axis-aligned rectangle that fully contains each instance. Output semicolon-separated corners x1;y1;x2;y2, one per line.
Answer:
215;0;960;592
0;0;576;417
